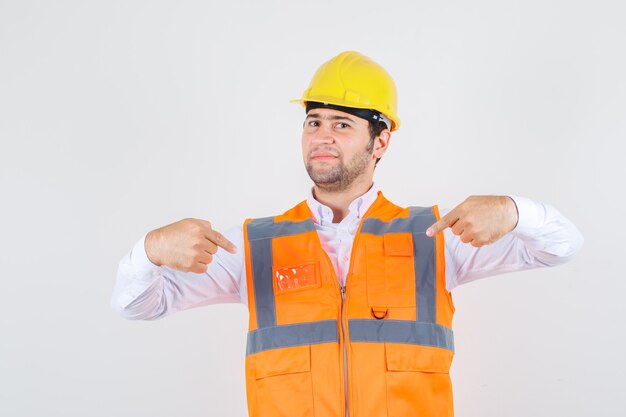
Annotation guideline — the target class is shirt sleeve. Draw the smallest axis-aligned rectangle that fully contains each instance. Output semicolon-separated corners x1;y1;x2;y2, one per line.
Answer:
443;195;584;292
110;224;247;320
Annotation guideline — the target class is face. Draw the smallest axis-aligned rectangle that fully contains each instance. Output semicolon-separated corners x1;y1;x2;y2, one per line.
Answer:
302;108;377;192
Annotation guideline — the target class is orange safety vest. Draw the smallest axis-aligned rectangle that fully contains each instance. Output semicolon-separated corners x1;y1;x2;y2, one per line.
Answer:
242;191;455;417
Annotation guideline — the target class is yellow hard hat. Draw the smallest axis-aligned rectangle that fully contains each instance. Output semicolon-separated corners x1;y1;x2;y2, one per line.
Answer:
291;50;400;131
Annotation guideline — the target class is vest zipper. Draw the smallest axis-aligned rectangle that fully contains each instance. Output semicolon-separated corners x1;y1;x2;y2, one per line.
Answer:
316;207;377;416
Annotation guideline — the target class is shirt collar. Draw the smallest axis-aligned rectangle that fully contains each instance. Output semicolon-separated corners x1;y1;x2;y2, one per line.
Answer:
306;182;379;225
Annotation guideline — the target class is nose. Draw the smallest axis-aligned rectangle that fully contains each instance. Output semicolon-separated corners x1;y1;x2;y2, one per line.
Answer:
312;123;335;144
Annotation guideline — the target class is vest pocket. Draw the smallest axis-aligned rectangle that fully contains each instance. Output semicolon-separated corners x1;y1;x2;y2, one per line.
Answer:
253;345;315;417
384;342;454;417
385;342;451;373
366;235;416;308
272;262;321;294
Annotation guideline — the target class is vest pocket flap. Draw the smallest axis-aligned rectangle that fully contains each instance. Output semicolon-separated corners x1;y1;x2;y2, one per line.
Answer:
385;342;452;373
383;233;413;257
255;345;311;379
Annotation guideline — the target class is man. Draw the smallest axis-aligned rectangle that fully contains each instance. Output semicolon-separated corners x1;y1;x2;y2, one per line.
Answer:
111;51;583;417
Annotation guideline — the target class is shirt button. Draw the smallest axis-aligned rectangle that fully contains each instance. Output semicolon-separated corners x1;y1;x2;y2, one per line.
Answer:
342;255;349;262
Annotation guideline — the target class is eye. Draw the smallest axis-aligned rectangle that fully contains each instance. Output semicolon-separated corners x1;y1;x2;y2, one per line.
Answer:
307;120;320;127
336;122;350;129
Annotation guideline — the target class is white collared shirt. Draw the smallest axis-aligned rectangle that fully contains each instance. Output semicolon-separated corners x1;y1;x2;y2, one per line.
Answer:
305;183;380;287
111;188;584;320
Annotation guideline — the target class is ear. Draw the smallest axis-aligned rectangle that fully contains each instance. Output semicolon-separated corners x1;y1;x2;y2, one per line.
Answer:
373;129;391;159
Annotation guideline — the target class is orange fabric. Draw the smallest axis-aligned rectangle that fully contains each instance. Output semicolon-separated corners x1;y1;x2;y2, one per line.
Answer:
433;204;455;324
244;192;455;417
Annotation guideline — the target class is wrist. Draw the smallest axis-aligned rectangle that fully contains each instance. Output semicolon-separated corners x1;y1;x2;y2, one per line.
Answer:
503;195;519;231
145;230;163;266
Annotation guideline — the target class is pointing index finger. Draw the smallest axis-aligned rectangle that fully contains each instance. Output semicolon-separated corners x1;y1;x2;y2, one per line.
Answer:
426;210;457;237
208;230;238;254
426;219;447;237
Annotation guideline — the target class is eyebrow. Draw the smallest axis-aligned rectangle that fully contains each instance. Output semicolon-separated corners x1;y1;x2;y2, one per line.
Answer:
305;112;356;123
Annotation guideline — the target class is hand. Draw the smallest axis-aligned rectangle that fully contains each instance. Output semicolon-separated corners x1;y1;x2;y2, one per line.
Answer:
144;218;238;273
425;195;519;247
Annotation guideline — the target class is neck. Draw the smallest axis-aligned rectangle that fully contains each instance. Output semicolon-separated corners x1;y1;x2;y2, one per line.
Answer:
312;176;374;223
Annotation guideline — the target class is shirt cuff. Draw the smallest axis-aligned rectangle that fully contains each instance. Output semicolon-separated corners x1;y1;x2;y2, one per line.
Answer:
129;232;162;274
505;195;545;237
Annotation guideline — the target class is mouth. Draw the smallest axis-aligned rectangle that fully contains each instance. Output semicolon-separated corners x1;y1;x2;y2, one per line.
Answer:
311;155;337;161
310;151;339;161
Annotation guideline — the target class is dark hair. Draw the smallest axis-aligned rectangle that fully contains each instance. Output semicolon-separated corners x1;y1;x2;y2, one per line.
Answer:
368;121;389;166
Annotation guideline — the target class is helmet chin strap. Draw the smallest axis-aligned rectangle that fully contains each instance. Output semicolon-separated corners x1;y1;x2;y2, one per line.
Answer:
373;113;391;131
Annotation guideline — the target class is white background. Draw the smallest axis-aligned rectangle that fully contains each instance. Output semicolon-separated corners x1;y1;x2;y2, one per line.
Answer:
1;1;624;416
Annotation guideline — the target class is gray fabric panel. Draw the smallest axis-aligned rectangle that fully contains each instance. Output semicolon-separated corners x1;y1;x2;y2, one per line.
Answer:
247;218;316;241
247;218;277;328
348;319;454;352
409;206;434;217
249;237;275;328
409;207;437;322
360;207;434;236
413;231;436;322
246;319;339;356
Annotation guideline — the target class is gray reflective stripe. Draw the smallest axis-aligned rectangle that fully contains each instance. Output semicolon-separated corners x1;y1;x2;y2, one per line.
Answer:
409;206;435;217
249;237;275;328
246;320;339;356
247;217;317;328
360;207;434;236
247;218;316;241
409;207;437;322
414;232;436;322
349;319;454;352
